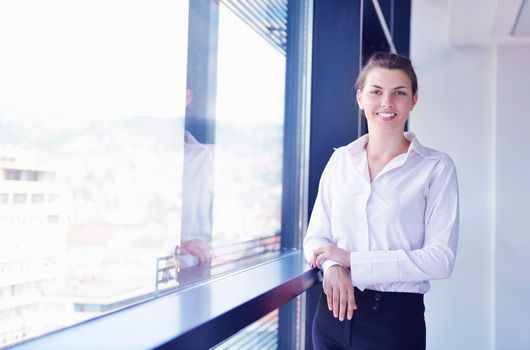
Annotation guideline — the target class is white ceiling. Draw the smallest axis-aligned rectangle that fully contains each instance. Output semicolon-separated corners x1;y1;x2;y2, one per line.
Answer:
449;0;530;46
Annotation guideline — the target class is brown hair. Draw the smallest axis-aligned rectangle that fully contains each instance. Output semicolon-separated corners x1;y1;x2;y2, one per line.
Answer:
355;52;418;95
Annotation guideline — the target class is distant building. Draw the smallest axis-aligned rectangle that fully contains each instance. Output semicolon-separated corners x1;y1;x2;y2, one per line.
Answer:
0;156;68;347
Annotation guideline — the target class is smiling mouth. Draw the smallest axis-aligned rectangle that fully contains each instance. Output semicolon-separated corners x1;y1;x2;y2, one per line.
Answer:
376;112;397;121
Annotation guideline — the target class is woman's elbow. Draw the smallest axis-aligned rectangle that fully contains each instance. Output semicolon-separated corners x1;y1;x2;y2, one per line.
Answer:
431;251;456;280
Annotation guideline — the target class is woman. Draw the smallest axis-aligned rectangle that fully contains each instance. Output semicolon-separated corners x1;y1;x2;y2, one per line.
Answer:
303;52;459;350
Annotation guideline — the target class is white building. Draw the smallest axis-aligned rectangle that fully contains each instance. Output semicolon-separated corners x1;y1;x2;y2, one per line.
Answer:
0;156;68;347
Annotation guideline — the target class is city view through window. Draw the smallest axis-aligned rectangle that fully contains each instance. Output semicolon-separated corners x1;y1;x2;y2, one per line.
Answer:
0;1;287;347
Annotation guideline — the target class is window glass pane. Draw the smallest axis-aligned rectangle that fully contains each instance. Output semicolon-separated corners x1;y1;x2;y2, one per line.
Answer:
212;309;279;350
210;295;304;350
0;0;291;347
158;1;287;289
26;171;40;181
0;0;188;346
13;194;27;204
4;169;21;181
213;3;284;243
31;194;45;204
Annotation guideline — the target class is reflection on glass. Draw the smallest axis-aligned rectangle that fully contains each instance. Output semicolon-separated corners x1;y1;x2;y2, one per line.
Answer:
0;0;188;346
157;2;286;289
212;309;279;350
0;0;288;347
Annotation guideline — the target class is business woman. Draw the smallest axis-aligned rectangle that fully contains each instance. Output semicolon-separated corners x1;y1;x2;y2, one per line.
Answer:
304;52;459;350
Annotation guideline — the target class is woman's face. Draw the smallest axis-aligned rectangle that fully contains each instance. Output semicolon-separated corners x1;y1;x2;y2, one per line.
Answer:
356;67;418;134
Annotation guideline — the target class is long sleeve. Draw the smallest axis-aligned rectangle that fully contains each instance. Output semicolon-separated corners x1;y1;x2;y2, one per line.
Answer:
349;156;459;290
303;155;341;272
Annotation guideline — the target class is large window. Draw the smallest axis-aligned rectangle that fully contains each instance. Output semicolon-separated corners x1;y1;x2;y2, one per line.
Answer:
213;309;280;349
0;0;313;348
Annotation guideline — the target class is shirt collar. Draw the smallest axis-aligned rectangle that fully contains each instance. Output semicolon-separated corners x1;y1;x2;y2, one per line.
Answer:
405;132;440;159
346;132;441;160
184;130;199;144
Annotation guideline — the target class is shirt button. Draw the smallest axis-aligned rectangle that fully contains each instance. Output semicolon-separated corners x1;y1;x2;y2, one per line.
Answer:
374;293;381;301
373;302;379;311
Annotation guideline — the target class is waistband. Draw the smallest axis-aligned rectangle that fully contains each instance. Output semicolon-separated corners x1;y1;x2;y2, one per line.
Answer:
321;287;424;314
356;288;424;314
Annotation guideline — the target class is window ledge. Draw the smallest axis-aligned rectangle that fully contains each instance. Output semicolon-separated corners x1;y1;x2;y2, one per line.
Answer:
9;250;320;350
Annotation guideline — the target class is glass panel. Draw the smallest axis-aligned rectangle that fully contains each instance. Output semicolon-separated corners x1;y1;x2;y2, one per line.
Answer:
210;294;305;350
0;0;188;346
0;0;290;347
156;1;287;290
4;169;22;181
31;194;45;204
12;194;27;204
212;309;279;350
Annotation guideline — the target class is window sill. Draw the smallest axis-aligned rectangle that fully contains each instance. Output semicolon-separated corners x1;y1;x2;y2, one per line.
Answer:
9;250;320;350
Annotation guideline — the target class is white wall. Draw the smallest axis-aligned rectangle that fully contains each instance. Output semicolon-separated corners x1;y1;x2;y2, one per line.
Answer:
411;1;530;349
495;44;530;350
410;1;495;349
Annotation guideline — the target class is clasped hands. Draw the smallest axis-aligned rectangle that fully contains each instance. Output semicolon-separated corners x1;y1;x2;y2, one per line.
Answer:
309;244;357;321
171;239;212;269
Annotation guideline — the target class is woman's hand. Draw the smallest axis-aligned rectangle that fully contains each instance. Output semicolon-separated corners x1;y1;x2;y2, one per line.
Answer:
180;239;212;264
323;265;356;321
309;244;351;269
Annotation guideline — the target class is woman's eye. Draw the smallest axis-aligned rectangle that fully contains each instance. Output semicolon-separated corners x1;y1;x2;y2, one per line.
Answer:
394;90;407;96
370;90;381;95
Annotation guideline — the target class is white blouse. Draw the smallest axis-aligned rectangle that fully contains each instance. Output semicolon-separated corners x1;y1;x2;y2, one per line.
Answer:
303;132;459;294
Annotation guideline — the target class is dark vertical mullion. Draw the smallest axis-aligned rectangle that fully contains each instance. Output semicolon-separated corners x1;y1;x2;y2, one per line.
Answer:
305;0;362;349
279;0;313;348
358;0;365;138
280;0;308;253
185;0;219;144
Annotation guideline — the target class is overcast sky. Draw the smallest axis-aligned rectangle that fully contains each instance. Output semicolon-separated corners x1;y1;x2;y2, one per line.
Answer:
0;1;284;132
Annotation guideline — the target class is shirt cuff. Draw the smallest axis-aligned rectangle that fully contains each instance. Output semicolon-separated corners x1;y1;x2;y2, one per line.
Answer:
321;259;341;291
349;250;400;291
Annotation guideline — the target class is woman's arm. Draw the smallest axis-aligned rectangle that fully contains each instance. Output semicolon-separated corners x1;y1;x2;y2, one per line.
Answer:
303;154;342;272
304;154;357;321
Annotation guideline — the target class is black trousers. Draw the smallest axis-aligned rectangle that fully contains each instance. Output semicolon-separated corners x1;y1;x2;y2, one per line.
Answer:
312;288;426;350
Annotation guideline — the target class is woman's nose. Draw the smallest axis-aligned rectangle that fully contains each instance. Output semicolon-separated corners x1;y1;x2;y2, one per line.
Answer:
381;94;393;107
